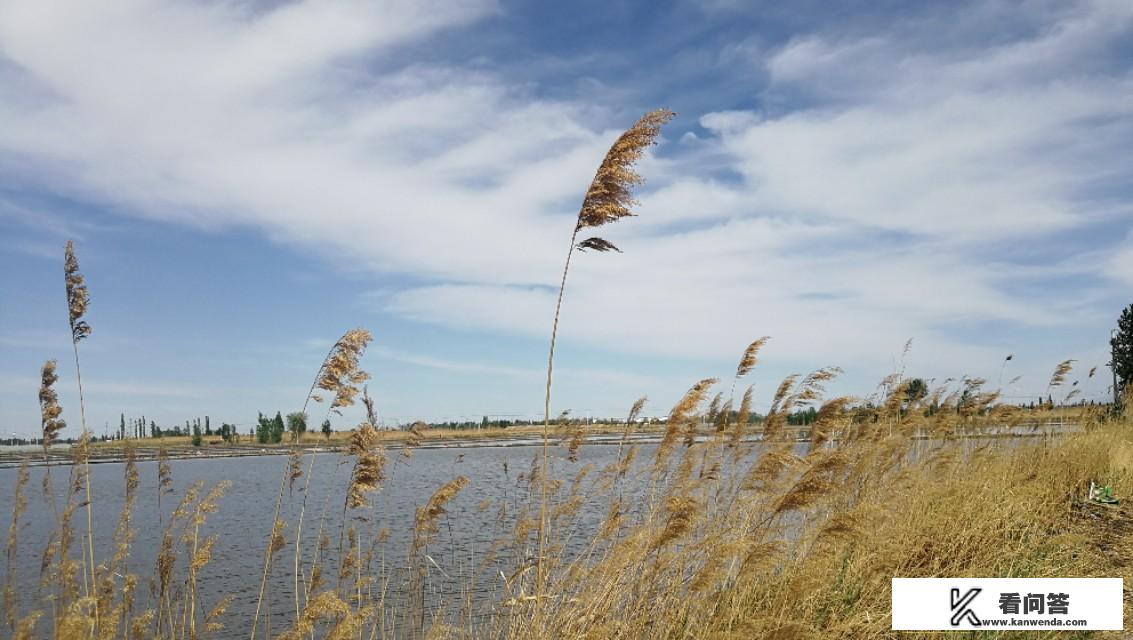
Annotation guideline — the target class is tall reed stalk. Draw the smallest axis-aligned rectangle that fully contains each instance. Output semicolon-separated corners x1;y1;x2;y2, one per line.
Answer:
537;109;674;598
63;240;98;630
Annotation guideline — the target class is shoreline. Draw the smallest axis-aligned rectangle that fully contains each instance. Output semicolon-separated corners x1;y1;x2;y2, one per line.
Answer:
0;422;1075;469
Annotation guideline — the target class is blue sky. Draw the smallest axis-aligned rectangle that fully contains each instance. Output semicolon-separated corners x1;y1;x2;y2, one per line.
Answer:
1;0;1130;437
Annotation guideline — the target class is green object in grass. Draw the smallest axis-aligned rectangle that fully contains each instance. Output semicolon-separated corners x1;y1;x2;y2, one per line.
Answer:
1094;485;1119;505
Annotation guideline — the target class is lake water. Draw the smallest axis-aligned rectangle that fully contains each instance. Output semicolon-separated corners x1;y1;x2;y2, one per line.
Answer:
1;441;665;638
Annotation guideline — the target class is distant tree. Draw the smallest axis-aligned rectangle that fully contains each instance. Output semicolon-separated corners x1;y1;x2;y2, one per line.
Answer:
205;416;212;436
150;420;158;438
321;419;332;440
287;412;308;443
1113;304;1133;402
906;378;928;403
191;421;202;447
119;413;126;440
218;422;237;443
271;411;285;444
256;412;271;444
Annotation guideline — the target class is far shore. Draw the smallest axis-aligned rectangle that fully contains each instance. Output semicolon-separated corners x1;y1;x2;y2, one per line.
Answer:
0;416;1080;469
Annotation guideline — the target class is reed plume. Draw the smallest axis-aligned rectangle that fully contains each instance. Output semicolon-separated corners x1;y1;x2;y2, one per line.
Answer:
345;424;385;510
414;476;470;548
39;361;65;458
307;328;372;414
1046;359;1075;408
657;378;717;467
64;241;91;344
538;108;674;595
613;396;647;473
38;359;64;584
627;396;647;427
1048;359;1075;389
712;338;771;483
735;337;771;381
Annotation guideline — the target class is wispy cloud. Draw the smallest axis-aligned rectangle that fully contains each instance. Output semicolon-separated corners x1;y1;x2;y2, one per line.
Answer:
0;0;1128;432
0;374;209;398
373;345;666;389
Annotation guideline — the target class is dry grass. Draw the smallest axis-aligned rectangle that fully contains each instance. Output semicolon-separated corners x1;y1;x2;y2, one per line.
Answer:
494;390;1133;640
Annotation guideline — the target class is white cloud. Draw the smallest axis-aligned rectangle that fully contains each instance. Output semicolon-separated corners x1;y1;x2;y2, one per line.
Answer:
1111;238;1133;287
0;0;1128;409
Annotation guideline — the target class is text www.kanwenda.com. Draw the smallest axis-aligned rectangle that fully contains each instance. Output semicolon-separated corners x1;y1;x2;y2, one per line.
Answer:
979;618;1088;627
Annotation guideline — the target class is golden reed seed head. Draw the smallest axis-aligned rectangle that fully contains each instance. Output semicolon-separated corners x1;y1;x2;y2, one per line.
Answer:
627;396;647;425
346;423;385;509
770;374;800;414
736;336;771;380
672;378;718;422
657;378;717;464
313;328;372;412
63;240;92;342
415;476;469;539
39;360;66;452
1049;359;1075;388
574;108;675;253
795;366;843;407
204;595;233;633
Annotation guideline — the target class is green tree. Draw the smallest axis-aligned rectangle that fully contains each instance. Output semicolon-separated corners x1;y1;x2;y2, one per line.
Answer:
321;419;332;440
256;412;271;444
191;421;203;447
271;411;285;444
1113;304;1133;401
906;378;928;403
287;412;308;443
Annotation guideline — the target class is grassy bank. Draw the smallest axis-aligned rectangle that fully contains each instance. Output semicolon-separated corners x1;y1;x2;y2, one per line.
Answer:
511;415;1133;639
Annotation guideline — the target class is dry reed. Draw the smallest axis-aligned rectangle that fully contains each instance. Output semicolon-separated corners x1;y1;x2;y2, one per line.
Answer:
537;109;675;599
